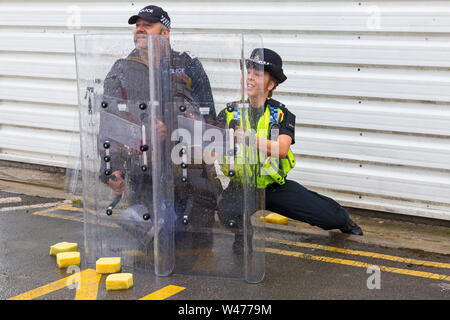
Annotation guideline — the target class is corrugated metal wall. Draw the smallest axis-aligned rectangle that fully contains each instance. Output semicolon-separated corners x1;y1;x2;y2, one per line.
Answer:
1;1;450;220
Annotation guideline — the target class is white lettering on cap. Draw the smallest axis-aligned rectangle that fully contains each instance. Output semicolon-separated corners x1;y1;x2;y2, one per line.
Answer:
140;8;154;13
249;57;272;65
160;16;170;29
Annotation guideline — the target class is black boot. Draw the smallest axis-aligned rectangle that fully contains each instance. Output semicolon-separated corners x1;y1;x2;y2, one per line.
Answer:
340;218;363;236
232;225;254;255
233;233;254;255
232;233;244;255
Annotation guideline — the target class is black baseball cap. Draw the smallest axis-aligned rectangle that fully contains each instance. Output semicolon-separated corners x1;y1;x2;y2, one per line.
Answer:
128;5;171;29
246;48;287;84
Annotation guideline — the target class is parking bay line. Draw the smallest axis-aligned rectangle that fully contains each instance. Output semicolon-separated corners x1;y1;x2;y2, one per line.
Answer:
265;237;450;270
8;268;184;300
139;285;186;300
32;206;84;223
8;269;95;300
74;269;102;300
0;197;22;204
265;247;450;282
32;204;450;273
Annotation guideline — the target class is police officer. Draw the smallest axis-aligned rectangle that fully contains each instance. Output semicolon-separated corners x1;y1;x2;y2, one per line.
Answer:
104;5;215;119
216;48;362;253
102;5;221;244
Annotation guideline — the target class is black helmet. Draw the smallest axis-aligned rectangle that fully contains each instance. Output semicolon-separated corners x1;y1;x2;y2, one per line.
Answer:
246;48;287;84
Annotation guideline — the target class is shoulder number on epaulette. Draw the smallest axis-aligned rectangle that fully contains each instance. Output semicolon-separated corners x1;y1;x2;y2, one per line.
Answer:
181;50;197;60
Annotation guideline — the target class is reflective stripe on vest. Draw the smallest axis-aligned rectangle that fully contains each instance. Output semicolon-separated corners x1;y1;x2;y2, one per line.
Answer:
222;102;296;188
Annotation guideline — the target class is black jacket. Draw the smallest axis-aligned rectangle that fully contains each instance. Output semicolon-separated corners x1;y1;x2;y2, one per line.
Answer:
99;48;217;187
103;48;216;120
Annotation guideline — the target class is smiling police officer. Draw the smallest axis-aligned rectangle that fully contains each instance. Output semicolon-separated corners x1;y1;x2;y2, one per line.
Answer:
217;48;363;253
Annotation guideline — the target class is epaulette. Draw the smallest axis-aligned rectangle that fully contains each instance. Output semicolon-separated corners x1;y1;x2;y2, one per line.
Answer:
184;50;197;59
225;101;239;113
119;56;149;67
180;50;197;60
266;98;285;110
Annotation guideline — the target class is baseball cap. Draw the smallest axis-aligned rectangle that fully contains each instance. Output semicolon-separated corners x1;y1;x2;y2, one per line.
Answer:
128;5;171;29
246;48;287;84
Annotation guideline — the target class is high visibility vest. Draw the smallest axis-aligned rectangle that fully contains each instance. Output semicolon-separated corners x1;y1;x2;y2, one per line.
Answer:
221;101;296;189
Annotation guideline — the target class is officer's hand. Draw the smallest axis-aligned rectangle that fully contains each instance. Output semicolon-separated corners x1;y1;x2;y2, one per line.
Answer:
156;120;167;142
108;171;125;195
234;126;247;144
173;73;192;88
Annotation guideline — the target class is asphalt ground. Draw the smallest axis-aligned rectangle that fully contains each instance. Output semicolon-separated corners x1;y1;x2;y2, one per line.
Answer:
1;189;450;303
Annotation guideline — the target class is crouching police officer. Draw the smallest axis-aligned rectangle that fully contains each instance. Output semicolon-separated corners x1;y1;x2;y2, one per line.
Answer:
101;5;222;245
216;48;363;253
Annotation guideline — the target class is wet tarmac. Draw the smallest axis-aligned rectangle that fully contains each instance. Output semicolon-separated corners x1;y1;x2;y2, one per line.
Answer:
1;190;449;301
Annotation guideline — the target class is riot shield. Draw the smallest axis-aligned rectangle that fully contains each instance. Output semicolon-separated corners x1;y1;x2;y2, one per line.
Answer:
149;33;266;283
74;33;266;282
74;34;155;273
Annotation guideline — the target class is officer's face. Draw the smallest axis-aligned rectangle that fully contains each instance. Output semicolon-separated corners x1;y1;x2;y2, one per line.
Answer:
246;68;276;99
134;18;169;50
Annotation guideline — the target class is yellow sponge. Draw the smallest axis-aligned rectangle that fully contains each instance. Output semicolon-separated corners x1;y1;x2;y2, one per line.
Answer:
105;273;133;290
96;257;121;274
260;213;288;225
49;242;78;256
56;252;80;268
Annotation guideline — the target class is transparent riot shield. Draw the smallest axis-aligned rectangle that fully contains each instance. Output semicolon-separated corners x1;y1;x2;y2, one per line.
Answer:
74;34;155;273
149;33;266;283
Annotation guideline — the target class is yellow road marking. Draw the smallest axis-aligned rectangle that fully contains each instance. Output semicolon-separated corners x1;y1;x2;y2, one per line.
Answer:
266;247;450;282
266;237;450;269
139;285;185;300
32;204;83;223
8;269;96;300
75;269;101;300
31;204;450;273
33;210;82;222
54;204;83;212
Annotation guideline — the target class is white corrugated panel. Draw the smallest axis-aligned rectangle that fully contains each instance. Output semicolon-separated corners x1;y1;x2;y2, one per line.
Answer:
1;1;450;220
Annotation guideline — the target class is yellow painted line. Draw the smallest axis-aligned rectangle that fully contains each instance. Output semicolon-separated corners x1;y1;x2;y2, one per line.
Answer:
75;269;101;300
139;285;186;300
8;269;96;300
32;203;83;223
30;202;450;271
266;247;450;282
33;210;83;223
266;237;450;270
54;204;84;212
32;203;83;215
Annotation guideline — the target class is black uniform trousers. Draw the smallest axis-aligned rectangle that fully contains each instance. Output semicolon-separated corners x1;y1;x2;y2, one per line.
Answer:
218;179;350;231
265;179;349;230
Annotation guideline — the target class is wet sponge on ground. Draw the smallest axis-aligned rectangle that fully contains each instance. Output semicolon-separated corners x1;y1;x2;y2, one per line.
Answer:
49;242;78;256
96;257;121;274
56;252;80;268
106;273;133;290
260;213;288;225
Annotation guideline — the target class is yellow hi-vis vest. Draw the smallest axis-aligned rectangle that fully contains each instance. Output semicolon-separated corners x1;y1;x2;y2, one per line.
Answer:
221;101;296;189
